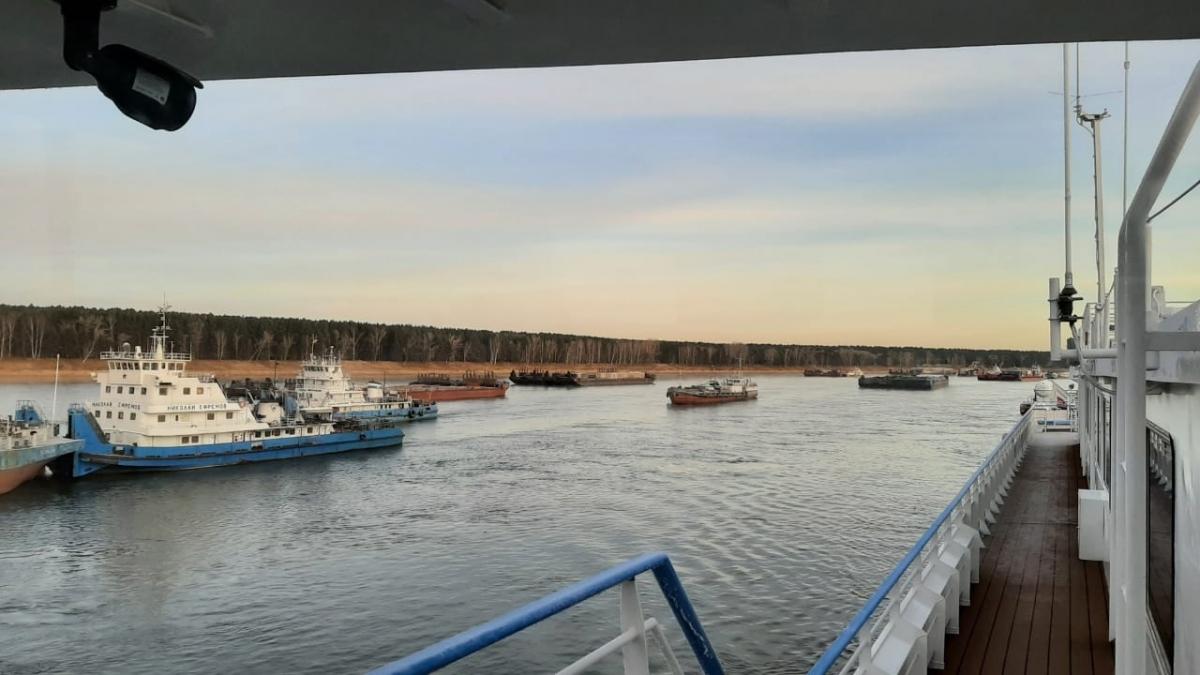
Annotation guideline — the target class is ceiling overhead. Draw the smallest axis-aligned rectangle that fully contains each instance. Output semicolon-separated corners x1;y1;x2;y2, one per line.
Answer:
4;0;1199;91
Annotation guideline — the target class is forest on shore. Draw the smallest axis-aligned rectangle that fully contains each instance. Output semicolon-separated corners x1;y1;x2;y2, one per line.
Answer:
0;304;1048;369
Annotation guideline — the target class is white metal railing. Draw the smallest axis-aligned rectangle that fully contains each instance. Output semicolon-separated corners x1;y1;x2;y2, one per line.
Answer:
810;412;1032;674
100;350;192;361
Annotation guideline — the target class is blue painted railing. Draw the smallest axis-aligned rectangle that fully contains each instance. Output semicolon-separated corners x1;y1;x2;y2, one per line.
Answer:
369;551;725;675
807;411;1031;674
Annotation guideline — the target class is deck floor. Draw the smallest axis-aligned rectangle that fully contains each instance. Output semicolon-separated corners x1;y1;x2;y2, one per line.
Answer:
940;435;1114;675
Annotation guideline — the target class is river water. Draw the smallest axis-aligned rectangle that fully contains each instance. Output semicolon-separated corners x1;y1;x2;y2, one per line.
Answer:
0;376;1029;674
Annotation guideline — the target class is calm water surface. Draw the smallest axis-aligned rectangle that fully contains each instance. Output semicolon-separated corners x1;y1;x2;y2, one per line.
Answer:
0;376;1029;674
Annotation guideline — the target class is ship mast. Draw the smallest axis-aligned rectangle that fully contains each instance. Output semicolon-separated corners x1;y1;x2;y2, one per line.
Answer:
150;301;172;359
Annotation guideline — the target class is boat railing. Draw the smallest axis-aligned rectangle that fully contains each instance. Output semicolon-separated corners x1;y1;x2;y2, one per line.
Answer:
367;551;724;675
99;349;193;361
808;411;1033;675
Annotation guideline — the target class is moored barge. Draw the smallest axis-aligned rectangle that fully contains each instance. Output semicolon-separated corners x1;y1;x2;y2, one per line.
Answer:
857;373;949;390
1;402;82;494
406;371;510;401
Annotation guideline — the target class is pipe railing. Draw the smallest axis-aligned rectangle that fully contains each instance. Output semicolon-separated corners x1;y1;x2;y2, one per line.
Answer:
368;552;724;675
809;411;1032;674
1111;58;1200;674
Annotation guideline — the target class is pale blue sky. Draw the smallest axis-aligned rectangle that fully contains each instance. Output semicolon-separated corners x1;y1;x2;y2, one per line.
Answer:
2;40;1198;348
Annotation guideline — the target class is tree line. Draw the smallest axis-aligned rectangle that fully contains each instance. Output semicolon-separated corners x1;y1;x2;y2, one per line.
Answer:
0;304;1049;368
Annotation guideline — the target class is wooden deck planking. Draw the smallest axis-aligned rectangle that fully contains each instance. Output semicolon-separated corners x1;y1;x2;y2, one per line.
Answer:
938;436;1113;675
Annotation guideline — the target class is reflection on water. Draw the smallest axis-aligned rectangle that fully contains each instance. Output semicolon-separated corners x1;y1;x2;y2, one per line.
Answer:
0;376;1028;674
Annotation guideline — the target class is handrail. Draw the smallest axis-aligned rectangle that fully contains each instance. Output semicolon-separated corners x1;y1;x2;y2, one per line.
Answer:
808;411;1032;674
368;551;724;675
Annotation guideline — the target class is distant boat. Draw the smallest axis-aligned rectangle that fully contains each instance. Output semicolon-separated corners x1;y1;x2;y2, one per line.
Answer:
666;376;758;405
282;348;438;422
858;374;949;390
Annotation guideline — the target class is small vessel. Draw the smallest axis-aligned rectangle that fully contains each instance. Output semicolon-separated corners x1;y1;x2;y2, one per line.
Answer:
59;308;406;478
666;376;758;405
406;371;510;402
857;373;949;390
284;348;437;422
0;402;82;495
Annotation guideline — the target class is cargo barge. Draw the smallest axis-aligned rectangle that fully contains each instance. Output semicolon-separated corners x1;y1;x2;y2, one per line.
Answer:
1;402;82;494
406;371;510;402
510;369;655;387
857;373;949;390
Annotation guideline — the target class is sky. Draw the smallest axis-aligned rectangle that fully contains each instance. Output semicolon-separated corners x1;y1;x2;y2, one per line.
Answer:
2;40;1198;350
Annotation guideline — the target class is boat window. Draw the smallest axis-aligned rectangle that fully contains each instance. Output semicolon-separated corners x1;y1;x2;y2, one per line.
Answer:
198;387;204;395
287;429;295;435
181;436;189;444
307;427;313;433
117;386;123;394
183;387;191;395
105;386;111;393
207;413;215;421
141;387;147;395
151;363;158;370
226;412;234;420
130;413;136;420
254;431;262;439
105;411;111;419
159;387;168;396
1147;421;1174;664
117;412;124;419
158;415;166;423
192;436;199;443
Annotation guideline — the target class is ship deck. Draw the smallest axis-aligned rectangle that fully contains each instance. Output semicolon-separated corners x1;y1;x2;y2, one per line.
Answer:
940;434;1114;674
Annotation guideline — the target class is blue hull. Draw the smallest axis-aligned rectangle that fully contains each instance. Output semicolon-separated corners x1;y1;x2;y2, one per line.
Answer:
65;411;404;478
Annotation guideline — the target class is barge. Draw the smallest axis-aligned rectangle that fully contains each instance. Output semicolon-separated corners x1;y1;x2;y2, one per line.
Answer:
510;369;655;387
0;402;82;494
406;371;510;402
857;373;949;390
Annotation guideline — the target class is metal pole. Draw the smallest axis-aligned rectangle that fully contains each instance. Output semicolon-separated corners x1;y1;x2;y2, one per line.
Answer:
1063;44;1074;289
1091;115;1108;306
1113;59;1200;675
1123;42;1130;217
51;353;60;423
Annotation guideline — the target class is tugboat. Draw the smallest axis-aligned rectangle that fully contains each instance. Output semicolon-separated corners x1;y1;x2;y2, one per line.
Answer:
666;376;758;405
1;402;82;494
57;307;406;478
284;347;437;422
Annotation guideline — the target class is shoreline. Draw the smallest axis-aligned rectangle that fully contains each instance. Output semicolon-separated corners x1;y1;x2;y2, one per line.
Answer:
0;358;905;385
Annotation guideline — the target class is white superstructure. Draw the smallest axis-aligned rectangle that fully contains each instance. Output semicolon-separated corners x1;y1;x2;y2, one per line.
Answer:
89;308;333;448
285;348;430;420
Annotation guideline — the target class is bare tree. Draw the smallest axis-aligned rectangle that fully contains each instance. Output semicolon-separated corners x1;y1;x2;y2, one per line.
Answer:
78;314;107;361
214;330;228;360
279;334;295;361
368;325;387;361
26;314;47;358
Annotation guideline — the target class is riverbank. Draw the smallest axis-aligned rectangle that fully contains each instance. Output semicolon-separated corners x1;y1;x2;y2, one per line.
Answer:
0;359;900;384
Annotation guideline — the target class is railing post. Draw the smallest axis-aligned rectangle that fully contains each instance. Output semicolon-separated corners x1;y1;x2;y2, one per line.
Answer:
619;580;651;675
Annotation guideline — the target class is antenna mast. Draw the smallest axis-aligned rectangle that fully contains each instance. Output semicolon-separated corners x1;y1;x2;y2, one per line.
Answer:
1062;44;1075;294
